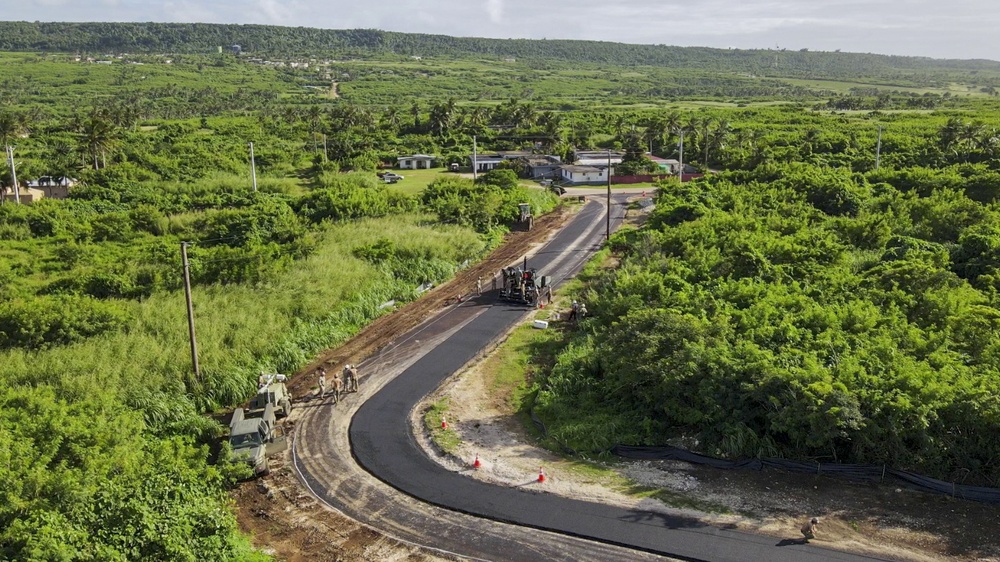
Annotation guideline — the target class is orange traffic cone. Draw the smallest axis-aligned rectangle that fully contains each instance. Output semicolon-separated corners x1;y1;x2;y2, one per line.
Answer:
537;467;546;483
441;415;448;430
473;454;482;469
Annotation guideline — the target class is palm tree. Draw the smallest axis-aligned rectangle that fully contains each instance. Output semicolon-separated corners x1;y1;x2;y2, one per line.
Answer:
78;110;118;170
973;126;1000;160
410;101;422;130
0;110;25;149
537;111;563;150
659;110;683;150
429;99;456;137
305;106;324;153
380;106;401;130
569;122;592;149
707;120;731;166
610;114;629;139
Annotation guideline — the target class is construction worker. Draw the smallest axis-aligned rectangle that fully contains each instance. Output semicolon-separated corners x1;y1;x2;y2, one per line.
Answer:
342;364;355;393
579;303;588;319
349;364;360;392
801;517;819;541
492;274;498;292
332;371;344;404
317;367;327;399
476;277;483;296
568;300;579;321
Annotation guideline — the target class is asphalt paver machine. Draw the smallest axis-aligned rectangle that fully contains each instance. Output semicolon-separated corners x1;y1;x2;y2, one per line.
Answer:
499;257;547;306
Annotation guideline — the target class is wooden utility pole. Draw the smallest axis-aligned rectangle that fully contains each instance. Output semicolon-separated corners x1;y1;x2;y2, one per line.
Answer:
875;126;883;171
5;145;20;204
472;135;478;181
677;131;685;184
248;141;258;192
181;242;201;381
606;149;612;240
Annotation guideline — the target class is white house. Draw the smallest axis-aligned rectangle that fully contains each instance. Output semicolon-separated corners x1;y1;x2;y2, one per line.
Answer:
397;154;436;170
559;165;607;185
574;150;624;168
468;151;532;173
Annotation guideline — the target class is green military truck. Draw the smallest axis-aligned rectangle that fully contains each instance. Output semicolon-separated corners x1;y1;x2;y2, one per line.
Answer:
251;373;293;418
229;373;293;477
228;404;284;477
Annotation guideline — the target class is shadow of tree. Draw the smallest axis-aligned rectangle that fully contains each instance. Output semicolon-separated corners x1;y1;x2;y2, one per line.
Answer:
619;508;707;530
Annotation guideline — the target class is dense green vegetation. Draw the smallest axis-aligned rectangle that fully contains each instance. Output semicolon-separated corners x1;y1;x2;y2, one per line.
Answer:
534;161;1000;485
2;21;1000;560
0;47;558;557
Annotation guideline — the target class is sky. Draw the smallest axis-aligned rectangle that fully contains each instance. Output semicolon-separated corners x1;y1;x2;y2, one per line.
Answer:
5;0;1000;61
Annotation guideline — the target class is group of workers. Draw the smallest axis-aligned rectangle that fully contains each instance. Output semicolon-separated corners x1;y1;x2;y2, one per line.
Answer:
316;363;360;404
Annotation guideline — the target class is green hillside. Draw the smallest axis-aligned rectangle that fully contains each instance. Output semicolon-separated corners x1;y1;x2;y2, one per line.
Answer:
2;21;1000;89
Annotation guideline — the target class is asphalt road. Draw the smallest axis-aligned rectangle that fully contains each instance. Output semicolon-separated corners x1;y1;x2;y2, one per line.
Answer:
294;196;676;562
347;198;888;562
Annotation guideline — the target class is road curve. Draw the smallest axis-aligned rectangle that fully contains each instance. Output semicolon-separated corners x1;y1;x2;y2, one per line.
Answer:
301;197;887;561
294;196;674;562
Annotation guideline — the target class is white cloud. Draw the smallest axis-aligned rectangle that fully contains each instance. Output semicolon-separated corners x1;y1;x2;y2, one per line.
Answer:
485;0;504;24
256;0;296;24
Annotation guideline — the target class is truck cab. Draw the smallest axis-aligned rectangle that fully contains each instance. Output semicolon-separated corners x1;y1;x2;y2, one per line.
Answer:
228;404;279;476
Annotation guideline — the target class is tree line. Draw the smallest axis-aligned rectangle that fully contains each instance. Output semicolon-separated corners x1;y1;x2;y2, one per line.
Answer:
2;22;1000;89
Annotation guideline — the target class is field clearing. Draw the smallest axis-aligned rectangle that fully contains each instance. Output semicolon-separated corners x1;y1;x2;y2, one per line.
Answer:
782;77;988;96
382;167;455;195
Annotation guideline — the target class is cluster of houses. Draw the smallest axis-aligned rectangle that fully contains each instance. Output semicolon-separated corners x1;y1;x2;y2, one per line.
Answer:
398;151;688;185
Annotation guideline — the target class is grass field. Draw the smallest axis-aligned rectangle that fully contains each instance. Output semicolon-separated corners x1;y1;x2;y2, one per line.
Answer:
782;77;988;96
382;167;455;196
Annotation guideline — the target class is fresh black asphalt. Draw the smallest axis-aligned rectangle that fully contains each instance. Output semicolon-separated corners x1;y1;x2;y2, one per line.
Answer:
349;198;886;562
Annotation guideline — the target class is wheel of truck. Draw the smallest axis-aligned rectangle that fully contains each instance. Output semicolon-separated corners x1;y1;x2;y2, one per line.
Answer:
260;459;271;477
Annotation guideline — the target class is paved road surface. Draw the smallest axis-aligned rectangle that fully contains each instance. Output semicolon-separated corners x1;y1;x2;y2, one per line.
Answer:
294;196;676;561
304;197;888;561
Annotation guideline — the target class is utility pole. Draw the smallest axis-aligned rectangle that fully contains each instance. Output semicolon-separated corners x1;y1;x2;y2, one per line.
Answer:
606;149;611;240
323;134;328;162
181;242;201;382
5;145;20;204
248;141;258;192
875;126;883;171
472;135;478;181
677;131;685;184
